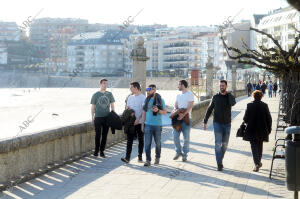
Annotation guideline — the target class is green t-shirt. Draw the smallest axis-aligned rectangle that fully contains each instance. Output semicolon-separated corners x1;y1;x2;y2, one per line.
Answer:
91;91;115;117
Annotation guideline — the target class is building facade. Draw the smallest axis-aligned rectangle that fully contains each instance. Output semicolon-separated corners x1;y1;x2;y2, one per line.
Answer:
30;18;88;58
67;31;130;76
257;6;300;51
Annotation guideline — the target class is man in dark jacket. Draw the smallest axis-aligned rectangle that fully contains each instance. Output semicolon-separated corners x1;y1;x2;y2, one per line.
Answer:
243;90;272;172
273;82;278;97
261;82;267;94
203;80;236;171
247;82;253;97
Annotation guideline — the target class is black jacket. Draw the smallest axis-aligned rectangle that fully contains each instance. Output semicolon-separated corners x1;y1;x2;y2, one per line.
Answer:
243;100;272;142
204;92;236;124
121;109;136;134
106;111;123;134
261;83;267;92
143;93;163;113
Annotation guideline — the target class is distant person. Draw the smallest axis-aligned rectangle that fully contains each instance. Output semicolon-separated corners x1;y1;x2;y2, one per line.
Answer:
255;82;261;91
171;80;194;162
242;90;272;172
121;82;146;163
91;79;115;158
247;82;253;97
203;80;236;171
268;81;273;98
142;84;167;166
273;82;278;97
261;82;267;94
252;81;257;92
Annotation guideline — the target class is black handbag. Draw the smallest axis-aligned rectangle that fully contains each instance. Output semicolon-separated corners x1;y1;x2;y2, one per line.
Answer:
236;122;246;137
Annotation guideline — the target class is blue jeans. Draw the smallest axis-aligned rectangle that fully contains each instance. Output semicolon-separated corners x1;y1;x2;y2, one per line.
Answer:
144;125;162;162
213;122;231;165
268;90;272;98
173;121;191;158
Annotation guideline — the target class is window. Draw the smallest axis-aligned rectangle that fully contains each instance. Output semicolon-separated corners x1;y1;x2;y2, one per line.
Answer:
288;34;295;40
274;26;281;32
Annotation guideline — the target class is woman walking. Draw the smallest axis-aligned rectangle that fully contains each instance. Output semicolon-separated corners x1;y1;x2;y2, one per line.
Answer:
243;90;272;172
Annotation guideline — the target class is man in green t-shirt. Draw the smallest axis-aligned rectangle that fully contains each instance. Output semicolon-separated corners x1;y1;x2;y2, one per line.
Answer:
91;79;115;158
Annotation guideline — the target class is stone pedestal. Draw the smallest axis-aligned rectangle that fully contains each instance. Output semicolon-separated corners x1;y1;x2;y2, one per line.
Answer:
232;65;237;96
206;59;214;98
130;37;149;95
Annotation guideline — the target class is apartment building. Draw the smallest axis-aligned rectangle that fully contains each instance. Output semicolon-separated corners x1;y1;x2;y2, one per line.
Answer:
257;6;300;51
67;30;130;76
30;18;88;58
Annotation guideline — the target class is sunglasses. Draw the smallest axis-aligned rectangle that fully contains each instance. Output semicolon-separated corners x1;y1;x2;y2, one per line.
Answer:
146;88;152;91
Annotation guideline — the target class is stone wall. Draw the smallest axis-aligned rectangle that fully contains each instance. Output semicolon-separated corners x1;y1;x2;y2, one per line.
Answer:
0;122;126;189
0;71;245;91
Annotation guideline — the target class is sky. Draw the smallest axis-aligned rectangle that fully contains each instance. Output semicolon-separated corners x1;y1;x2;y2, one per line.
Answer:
0;0;290;27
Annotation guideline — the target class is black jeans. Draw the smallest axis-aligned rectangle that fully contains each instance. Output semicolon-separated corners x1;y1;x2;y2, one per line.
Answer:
250;139;263;165
125;124;144;160
94;117;109;154
247;89;252;97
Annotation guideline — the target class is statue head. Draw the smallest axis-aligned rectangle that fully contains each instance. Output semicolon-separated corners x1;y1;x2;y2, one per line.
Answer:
136;36;144;47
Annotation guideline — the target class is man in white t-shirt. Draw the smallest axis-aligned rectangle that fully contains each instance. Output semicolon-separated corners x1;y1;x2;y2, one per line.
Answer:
121;82;146;163
172;80;194;162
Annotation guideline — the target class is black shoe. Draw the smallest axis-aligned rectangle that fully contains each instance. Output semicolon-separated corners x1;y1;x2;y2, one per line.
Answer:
121;157;129;163
173;153;182;160
217;164;223;171
93;152;98;157
100;152;106;158
182;156;187;162
144;161;151;167
138;156;143;163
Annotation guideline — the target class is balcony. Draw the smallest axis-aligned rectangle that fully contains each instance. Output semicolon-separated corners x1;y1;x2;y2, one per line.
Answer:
163;42;189;48
164;64;189;69
164;58;188;62
76;52;85;56
163;51;189;55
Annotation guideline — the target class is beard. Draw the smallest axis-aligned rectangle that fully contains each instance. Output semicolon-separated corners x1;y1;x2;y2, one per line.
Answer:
220;88;226;93
148;93;154;97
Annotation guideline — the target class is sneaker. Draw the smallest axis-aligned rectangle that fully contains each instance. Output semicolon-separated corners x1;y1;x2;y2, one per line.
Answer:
144;161;151;167
93;152;98;157
121;157;129;163
154;158;160;165
173;153;182;160
138;156;143;163
182;156;187;162
217;164;223;171
100;152;106;158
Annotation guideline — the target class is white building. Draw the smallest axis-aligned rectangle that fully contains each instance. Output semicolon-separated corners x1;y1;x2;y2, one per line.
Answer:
0;43;7;65
67;31;130;76
257;6;300;51
218;21;253;80
0;21;21;41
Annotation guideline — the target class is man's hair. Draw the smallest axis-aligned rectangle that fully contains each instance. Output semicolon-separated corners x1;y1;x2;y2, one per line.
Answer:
253;90;263;101
130;82;141;90
100;79;108;84
220;80;227;85
148;84;156;89
179;80;188;88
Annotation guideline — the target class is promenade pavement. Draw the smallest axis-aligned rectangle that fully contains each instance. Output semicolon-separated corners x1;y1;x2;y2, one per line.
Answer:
0;94;293;199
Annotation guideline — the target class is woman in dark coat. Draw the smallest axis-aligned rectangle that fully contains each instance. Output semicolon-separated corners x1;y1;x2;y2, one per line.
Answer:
243;90;272;172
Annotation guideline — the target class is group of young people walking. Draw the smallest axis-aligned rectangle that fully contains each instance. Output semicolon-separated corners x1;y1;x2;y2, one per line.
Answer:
91;79;272;172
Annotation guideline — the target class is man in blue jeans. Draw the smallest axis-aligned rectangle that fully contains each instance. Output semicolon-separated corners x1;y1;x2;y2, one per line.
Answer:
172;80;194;162
203;80;236;171
141;84;167;167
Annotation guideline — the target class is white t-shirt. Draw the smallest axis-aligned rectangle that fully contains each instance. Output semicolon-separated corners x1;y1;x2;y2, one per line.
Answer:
176;91;194;109
126;93;146;123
